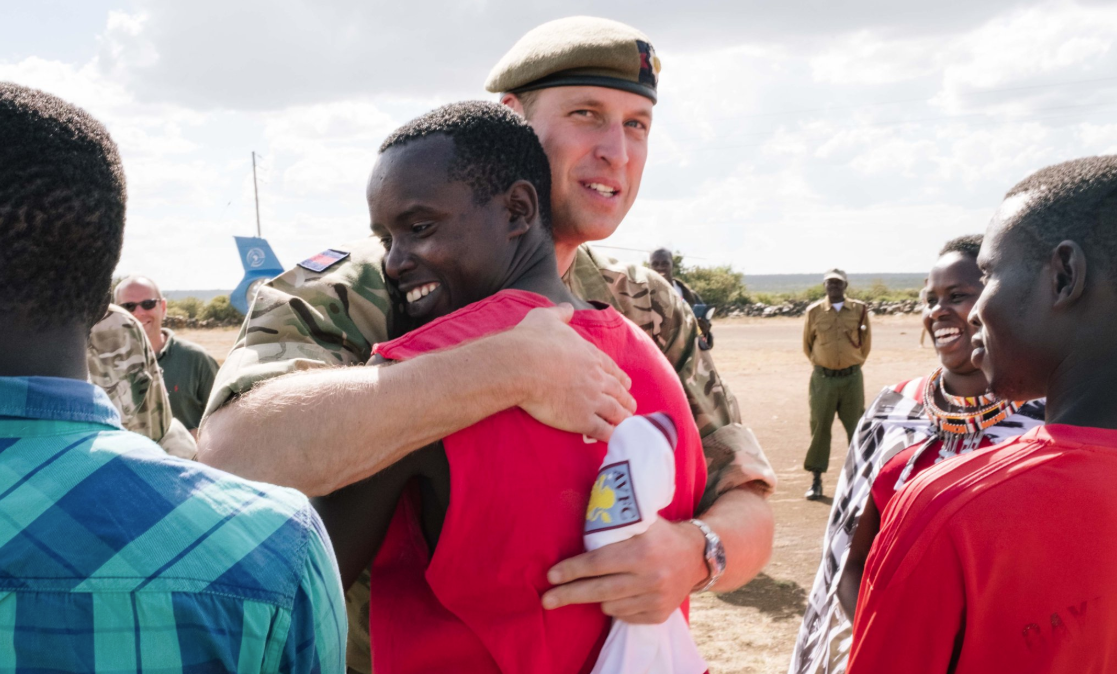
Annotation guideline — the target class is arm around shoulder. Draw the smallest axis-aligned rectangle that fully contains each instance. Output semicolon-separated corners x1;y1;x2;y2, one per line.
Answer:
198;305;637;496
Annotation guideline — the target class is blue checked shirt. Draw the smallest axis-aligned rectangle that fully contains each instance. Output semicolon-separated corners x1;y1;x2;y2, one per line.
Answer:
0;376;345;672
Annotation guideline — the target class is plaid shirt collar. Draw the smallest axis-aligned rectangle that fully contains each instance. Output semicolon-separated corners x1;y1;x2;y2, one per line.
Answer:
0;376;122;429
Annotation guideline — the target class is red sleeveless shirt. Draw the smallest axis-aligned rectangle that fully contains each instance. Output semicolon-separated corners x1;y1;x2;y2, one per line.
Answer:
367;290;707;674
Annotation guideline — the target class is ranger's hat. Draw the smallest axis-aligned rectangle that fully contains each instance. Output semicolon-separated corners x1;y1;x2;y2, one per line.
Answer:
485;16;661;104
823;269;848;283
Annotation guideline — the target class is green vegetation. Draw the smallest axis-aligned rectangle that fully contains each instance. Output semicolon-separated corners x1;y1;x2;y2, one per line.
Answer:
166;296;204;319
676;265;749;306
198;295;244;322
165;295;244;323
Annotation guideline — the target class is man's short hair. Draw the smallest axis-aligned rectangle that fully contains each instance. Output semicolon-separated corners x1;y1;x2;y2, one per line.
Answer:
650;248;672;259
0;83;126;330
380;101;553;231
939;234;983;260
1005;155;1117;282
510;90;543;119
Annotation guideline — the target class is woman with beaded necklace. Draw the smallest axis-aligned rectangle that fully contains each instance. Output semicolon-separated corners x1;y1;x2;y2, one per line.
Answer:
789;235;1045;674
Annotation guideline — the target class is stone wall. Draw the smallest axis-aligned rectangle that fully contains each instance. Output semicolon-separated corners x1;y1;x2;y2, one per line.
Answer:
723;299;921;318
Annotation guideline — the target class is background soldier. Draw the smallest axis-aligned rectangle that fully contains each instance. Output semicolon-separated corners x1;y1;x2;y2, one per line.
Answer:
801;269;871;500
87;305;196;458
649;247;713;349
115;275;219;437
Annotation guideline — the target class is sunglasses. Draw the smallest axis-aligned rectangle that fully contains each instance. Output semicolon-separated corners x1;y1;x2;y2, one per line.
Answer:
120;299;161;312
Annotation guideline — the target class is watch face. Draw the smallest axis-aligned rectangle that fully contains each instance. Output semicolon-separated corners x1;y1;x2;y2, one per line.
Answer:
715;544;727;571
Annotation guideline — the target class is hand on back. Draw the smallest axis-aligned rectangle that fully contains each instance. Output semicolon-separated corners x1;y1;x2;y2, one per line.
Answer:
507;304;636;442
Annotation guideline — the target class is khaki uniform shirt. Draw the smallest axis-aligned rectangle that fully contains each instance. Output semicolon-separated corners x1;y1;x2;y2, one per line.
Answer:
86;305;197;459
802;298;872;371
204;238;777;673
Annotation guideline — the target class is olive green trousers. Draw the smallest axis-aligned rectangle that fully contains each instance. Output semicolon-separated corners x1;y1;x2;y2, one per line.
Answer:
804;365;864;473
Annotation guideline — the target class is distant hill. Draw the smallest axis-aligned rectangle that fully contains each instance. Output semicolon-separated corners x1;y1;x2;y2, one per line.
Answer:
165;276;925;301
743;273;925;294
163;289;231;302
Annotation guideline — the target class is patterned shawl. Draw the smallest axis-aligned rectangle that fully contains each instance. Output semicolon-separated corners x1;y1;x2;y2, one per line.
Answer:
787;378;1046;674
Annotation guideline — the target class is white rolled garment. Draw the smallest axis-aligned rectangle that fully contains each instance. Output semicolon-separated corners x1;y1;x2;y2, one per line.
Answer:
584;413;708;674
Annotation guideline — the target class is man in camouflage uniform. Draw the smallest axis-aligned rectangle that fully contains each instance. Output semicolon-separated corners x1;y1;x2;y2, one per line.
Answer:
200;17;776;673
649;247;715;349
88;304;197;459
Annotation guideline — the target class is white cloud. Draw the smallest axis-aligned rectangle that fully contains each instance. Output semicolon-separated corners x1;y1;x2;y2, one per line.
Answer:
1078;123;1117;155
811;32;941;86
6;0;1117;290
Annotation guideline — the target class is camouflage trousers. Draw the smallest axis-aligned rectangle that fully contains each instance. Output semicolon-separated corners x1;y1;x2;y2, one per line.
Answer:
345;570;373;674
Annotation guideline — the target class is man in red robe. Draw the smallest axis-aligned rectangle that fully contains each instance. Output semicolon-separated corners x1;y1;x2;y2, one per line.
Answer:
849;155;1117;673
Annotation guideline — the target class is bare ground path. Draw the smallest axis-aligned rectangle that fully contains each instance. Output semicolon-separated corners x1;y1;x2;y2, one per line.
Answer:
184;314;939;673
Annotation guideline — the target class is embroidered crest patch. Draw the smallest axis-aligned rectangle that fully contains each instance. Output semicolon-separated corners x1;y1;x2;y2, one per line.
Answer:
585;460;642;534
297;249;350;273
636;40;660;88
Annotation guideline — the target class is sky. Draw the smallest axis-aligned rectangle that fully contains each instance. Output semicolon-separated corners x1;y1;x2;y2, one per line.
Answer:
3;0;1117;289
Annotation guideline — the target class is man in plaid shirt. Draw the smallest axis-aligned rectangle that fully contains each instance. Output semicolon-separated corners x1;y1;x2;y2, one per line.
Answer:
0;84;345;671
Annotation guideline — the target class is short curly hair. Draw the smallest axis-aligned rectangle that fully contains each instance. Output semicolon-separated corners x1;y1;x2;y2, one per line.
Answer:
939;234;983;259
0;83;126;330
380;100;552;231
1005;155;1117;282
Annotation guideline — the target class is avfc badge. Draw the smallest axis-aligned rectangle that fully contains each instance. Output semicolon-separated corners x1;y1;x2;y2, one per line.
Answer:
636;40;660;88
298;249;350;273
585;461;643;533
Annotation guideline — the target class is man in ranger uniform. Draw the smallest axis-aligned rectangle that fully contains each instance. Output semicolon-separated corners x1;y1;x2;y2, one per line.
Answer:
199;17;776;672
801;269;871;500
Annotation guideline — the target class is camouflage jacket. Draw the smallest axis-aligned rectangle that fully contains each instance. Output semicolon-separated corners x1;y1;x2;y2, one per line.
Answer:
87;305;197;459
563;245;775;501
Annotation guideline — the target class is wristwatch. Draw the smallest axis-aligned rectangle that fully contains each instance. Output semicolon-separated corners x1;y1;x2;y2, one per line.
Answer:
689;518;726;593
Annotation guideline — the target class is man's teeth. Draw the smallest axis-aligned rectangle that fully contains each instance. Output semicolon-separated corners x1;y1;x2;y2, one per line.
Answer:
405;283;439;303
935;327;962;342
586;182;617;196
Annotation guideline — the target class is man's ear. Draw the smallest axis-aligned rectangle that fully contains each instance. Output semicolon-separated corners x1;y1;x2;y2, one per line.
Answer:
501;93;525;117
505;180;539;240
1050;239;1087;309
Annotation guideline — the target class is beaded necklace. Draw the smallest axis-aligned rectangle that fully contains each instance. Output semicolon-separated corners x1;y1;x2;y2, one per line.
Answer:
937;371;997;408
894;368;1020;490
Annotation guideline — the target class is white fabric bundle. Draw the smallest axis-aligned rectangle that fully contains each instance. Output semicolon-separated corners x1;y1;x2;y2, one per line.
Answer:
584;413;708;674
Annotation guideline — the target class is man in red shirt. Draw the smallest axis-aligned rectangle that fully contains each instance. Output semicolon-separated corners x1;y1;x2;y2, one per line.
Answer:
313;101;709;674
848;154;1117;673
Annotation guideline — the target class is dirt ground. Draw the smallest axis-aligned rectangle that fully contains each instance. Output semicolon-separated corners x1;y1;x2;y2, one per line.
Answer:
182;315;939;673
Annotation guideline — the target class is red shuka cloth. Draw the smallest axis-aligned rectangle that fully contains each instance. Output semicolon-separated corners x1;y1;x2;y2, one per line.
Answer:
367;290;708;674
850;424;1117;673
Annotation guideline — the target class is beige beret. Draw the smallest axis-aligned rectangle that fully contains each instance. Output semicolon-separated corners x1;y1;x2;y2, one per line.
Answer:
485;16;661;104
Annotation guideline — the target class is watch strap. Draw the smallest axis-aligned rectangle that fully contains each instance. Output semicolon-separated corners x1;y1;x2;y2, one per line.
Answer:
689;518;725;593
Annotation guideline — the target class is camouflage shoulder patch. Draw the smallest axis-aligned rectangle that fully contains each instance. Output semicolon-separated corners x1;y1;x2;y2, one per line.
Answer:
585;460;642;533
298;249;350;273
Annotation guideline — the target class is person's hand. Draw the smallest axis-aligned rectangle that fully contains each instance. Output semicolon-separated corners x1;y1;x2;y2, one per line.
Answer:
504;304;636;442
541;518;708;624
